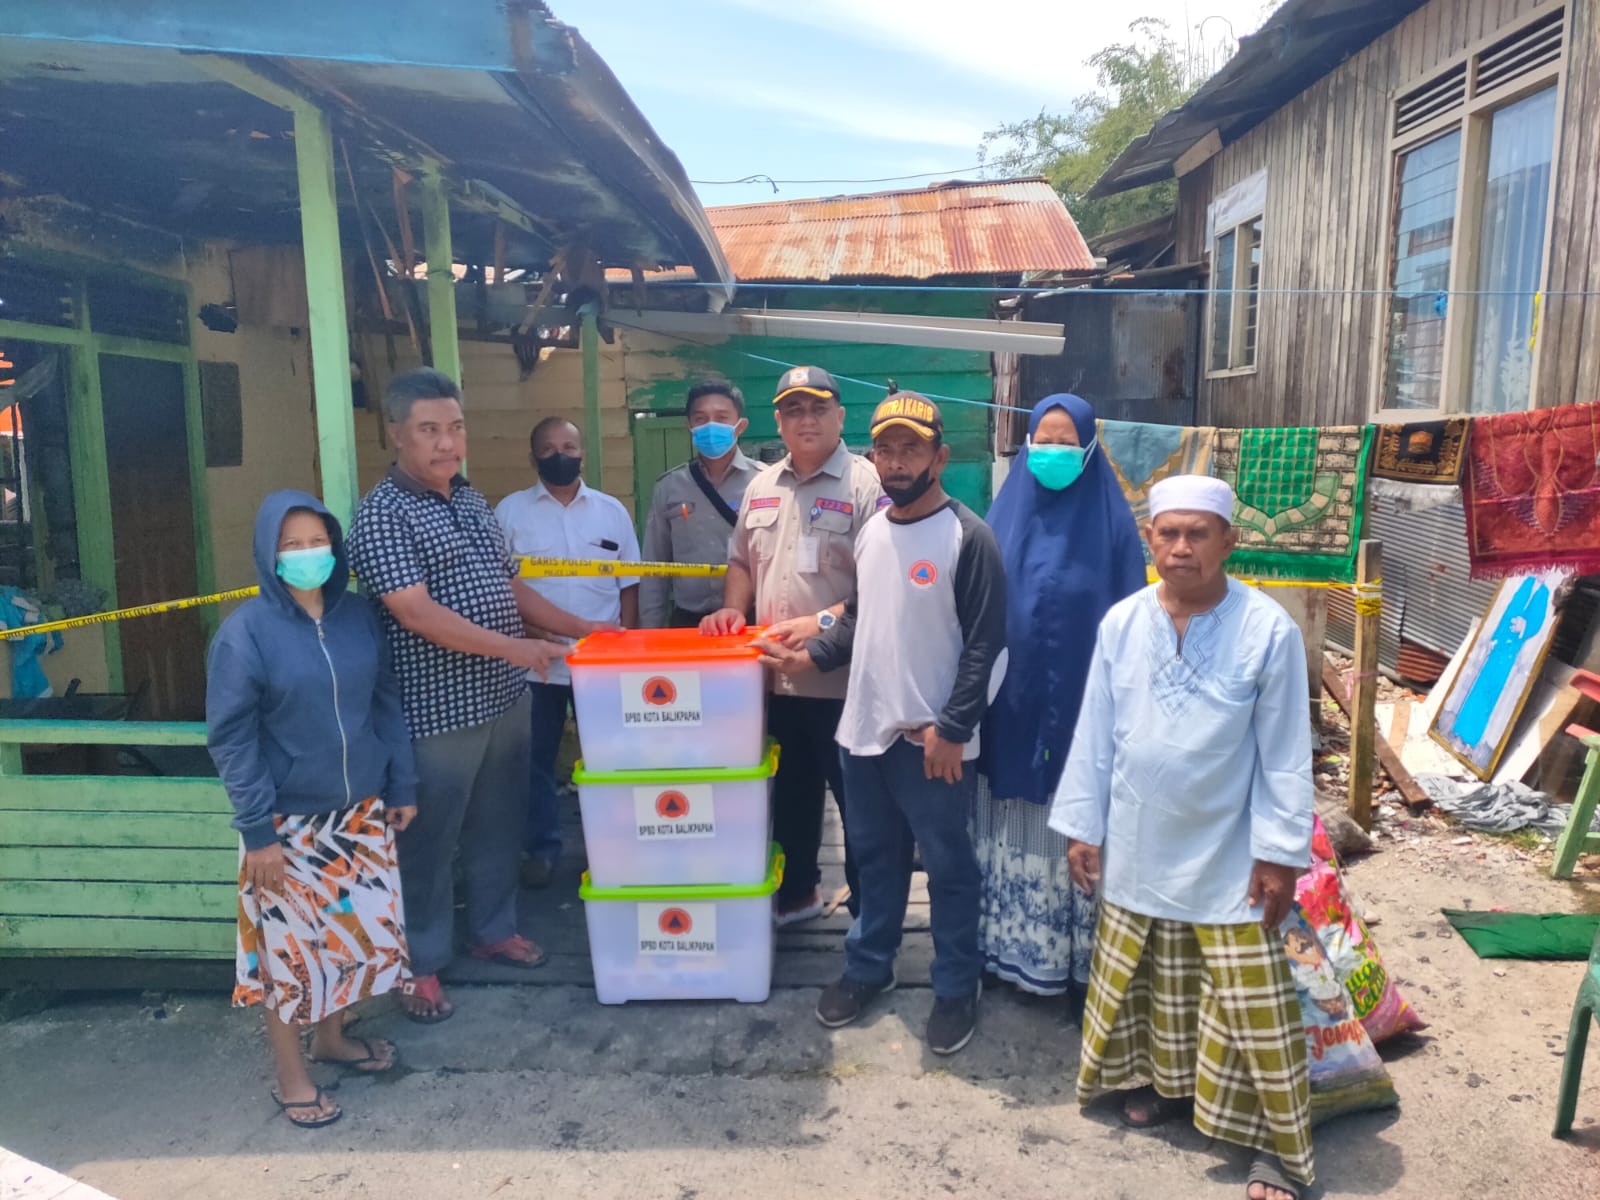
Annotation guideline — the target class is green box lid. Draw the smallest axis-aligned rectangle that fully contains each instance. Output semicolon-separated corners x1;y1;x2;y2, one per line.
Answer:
579;843;785;902
572;739;780;786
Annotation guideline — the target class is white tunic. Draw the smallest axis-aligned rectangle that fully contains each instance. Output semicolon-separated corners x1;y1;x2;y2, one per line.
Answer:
1048;579;1314;925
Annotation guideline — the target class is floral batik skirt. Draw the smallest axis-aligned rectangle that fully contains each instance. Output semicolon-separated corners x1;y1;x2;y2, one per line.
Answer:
234;797;410;1025
972;777;1098;997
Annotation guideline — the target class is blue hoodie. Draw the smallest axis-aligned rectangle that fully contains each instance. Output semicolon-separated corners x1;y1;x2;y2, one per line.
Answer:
206;490;418;850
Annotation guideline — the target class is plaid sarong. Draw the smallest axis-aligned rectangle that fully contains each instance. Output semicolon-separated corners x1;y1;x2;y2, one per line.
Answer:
1078;901;1314;1186
1213;425;1373;582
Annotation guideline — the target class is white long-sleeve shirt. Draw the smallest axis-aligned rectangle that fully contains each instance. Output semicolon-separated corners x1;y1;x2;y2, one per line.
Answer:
1048;579;1313;925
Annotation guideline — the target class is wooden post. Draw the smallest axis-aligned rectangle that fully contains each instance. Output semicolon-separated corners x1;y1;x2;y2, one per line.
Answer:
421;172;461;386
291;101;359;529
1348;540;1383;830
581;306;603;489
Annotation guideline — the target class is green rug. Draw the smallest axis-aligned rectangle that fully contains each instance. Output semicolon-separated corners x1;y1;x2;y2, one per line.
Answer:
1212;424;1374;581
1441;909;1600;960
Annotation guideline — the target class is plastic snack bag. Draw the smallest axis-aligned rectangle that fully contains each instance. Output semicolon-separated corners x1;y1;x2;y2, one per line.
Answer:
1297;815;1427;1044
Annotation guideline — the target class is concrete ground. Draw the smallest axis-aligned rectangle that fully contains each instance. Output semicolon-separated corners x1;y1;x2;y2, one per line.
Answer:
4;804;1600;1199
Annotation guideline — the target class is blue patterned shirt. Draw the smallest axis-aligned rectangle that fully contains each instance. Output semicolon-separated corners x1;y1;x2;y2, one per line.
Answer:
347;467;527;740
1048;579;1314;925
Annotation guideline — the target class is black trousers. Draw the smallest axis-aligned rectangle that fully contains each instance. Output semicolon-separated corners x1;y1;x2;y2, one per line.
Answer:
767;694;857;911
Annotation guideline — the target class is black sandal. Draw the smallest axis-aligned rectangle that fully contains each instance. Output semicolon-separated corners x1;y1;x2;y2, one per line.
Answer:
1246;1155;1302;1200
1118;1085;1194;1129
273;1086;343;1129
309;1036;397;1073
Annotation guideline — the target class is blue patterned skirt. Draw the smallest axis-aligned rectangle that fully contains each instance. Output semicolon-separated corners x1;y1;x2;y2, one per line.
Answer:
972;777;1097;996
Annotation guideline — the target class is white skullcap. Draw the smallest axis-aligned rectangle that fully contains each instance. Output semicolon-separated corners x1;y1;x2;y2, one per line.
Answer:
1148;474;1236;523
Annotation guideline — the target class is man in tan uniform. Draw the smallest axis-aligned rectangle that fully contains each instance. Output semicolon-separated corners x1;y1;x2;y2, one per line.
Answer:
640;379;761;627
704;365;883;922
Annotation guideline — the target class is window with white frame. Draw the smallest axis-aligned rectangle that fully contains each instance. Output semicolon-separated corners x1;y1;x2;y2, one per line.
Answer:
1382;3;1565;414
1207;170;1266;375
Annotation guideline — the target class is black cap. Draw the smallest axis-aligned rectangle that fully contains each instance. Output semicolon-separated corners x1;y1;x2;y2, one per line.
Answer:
869;392;943;441
773;365;841;403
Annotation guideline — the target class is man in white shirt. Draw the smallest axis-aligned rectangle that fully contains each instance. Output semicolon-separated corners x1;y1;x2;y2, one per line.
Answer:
495;417;640;887
1050;474;1315;1200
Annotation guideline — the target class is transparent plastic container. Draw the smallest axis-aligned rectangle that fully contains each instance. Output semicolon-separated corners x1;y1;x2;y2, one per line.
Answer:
566;629;767;772
579;847;784;1004
574;741;779;888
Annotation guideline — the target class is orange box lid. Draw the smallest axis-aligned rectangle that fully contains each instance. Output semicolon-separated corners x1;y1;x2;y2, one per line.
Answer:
566;627;767;667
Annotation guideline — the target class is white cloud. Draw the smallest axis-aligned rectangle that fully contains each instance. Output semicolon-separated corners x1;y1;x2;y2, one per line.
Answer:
721;0;1275;99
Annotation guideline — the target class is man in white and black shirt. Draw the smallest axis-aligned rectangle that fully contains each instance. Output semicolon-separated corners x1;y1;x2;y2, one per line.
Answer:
760;394;1007;1055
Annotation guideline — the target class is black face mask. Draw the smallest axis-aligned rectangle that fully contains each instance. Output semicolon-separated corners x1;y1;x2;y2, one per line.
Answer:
882;468;935;509
536;452;583;487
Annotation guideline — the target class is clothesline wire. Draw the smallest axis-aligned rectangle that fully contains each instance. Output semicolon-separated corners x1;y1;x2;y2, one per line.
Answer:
627;280;1598;299
604;313;1034;415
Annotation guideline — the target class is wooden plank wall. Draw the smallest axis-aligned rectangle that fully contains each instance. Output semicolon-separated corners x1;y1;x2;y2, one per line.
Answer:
1183;0;1594;428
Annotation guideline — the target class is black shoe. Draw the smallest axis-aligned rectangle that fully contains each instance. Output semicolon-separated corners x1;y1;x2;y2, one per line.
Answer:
926;983;981;1055
815;973;896;1028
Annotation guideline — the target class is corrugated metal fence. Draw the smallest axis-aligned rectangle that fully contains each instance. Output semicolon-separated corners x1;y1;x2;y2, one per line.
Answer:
1326;495;1498;667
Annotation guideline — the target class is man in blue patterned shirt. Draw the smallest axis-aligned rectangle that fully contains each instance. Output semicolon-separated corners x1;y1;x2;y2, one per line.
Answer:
348;368;607;1023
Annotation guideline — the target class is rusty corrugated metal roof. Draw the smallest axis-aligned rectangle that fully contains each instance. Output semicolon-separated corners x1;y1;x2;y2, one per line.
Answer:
609;177;1094;284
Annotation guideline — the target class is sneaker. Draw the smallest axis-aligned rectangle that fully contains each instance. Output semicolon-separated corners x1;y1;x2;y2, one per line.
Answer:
774;887;826;927
926;982;981;1055
815;973;897;1028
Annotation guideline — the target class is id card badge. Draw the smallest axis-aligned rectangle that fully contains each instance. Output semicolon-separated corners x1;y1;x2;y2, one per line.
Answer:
797;535;820;574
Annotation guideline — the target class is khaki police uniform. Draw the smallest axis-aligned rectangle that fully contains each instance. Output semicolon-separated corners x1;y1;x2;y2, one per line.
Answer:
639;448;760;627
727;440;884;700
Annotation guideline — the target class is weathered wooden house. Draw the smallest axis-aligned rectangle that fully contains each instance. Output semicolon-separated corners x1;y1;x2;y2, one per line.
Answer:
1090;0;1600;676
0;0;733;973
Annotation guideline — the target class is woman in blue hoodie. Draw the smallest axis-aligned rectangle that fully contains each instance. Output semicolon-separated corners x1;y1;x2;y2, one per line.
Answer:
207;490;418;1129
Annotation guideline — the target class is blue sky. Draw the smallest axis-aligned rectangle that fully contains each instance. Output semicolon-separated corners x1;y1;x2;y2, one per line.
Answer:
565;0;1275;207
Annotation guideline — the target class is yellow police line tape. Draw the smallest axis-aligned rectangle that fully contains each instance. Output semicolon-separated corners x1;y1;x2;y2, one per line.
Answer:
0;559;728;641
1144;570;1379;592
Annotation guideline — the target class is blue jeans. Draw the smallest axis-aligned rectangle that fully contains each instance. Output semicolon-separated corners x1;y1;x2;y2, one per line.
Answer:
526;681;573;866
841;738;981;1000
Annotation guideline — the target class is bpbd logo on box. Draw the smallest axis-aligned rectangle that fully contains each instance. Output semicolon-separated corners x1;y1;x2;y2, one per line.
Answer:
619;670;703;727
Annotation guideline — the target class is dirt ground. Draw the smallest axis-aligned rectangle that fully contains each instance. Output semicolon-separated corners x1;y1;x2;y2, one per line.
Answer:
3;794;1599;1200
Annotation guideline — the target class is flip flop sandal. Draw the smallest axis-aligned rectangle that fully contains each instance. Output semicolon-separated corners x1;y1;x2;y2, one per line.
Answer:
273;1086;343;1129
399;976;455;1024
1247;1155;1301;1200
309;1036;397;1073
469;934;548;969
1118;1085;1195;1129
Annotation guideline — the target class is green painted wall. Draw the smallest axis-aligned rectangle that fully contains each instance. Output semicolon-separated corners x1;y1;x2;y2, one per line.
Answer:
624;286;997;523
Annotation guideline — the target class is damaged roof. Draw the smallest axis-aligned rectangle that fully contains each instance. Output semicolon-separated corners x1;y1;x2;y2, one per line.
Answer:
0;1;732;290
1089;0;1430;199
613;178;1095;285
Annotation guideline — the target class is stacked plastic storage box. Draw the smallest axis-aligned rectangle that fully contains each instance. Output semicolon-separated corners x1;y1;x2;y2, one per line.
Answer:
567;629;781;1004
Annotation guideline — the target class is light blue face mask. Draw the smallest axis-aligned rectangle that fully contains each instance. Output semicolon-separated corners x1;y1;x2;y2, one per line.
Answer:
277;546;337;591
1027;442;1090;490
690;421;739;458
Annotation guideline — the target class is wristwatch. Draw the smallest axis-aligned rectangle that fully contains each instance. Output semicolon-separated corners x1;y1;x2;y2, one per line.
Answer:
816;609;837;631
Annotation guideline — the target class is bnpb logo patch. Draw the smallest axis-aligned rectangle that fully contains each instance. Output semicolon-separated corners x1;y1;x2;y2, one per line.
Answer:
642;676;678;706
909;560;938;587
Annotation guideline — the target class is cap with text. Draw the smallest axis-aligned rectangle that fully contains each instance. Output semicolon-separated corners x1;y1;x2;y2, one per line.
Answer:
773;365;840;404
869;392;943;442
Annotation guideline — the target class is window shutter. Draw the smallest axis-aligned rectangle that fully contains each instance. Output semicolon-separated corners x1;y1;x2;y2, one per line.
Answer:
1473;7;1564;96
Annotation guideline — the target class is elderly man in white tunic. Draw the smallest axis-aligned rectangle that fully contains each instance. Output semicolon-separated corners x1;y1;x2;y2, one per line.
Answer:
1050;474;1315;1200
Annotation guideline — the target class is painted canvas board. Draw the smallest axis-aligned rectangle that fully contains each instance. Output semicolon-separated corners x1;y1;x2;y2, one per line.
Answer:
1429;569;1570;779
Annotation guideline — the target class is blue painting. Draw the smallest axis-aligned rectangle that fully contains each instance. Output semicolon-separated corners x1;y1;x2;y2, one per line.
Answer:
1430;569;1569;779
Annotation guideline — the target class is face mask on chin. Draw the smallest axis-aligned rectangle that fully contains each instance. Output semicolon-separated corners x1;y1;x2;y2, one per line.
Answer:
882;468;936;509
536;452;583;487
